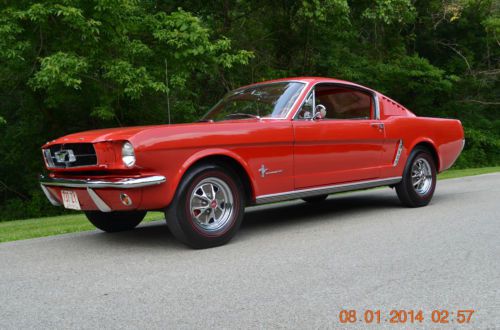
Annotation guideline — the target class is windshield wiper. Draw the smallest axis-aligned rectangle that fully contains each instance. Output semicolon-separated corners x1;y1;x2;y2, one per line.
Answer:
197;119;214;123
223;113;261;120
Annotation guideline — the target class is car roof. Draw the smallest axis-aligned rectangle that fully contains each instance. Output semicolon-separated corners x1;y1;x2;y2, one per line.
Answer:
236;77;415;116
241;77;376;93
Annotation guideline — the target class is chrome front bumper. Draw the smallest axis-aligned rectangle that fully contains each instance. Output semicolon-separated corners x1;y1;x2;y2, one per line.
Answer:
39;175;166;212
39;175;166;189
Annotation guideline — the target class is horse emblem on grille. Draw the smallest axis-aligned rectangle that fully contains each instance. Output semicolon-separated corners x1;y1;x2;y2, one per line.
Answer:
54;150;76;163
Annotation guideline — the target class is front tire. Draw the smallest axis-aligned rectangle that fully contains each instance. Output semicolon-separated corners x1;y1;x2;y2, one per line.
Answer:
395;147;437;207
165;164;245;249
84;211;146;232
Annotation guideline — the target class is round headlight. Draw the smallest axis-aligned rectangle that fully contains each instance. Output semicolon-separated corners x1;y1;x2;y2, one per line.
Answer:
122;142;136;168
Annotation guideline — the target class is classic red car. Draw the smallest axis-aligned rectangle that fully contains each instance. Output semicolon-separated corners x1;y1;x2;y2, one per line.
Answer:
40;77;464;248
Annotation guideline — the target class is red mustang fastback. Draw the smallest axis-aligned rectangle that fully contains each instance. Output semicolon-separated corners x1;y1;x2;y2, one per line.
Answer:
40;77;464;248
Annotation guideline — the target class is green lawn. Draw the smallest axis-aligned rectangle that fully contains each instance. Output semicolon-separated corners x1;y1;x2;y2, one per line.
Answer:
1;166;499;243
0;212;165;243
437;166;500;180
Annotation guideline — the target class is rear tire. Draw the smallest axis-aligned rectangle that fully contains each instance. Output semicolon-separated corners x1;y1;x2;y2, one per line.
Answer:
302;195;328;203
84;211;146;232
396;147;436;207
165;164;245;249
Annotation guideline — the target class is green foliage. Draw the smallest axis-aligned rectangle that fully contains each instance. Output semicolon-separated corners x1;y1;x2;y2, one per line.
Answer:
295;0;350;23
103;60;166;99
0;0;498;220
363;0;416;25
458;128;500;168
371;56;455;113
30;52;89;90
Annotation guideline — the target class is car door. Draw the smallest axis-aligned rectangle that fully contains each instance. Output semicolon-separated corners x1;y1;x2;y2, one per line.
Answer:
293;83;385;189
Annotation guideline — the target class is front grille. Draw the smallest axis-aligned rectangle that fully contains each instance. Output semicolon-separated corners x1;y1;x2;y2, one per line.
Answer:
43;143;97;168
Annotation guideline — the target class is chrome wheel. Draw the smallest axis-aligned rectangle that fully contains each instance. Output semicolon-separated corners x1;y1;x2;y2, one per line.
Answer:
411;158;433;195
189;177;234;233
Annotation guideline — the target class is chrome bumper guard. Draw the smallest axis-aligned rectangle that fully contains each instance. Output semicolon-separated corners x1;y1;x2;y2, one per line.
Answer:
39;175;166;212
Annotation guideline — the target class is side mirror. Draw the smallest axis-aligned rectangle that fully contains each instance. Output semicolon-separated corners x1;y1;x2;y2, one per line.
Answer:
313;104;326;120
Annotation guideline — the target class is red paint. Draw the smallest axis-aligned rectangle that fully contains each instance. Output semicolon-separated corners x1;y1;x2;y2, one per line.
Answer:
41;77;464;211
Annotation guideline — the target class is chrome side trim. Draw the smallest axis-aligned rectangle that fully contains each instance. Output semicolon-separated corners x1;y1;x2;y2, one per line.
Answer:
393;139;404;167
255;177;402;204
39;175;166;189
87;188;112;212
40;184;62;206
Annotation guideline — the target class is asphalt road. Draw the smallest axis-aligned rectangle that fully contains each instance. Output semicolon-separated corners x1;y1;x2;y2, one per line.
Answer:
1;174;499;329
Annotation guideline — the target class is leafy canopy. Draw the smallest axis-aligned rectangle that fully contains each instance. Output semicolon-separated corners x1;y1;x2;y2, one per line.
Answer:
0;0;498;220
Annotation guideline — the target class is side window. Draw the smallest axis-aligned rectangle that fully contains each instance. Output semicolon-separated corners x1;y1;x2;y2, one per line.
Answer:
296;92;314;120
315;85;373;120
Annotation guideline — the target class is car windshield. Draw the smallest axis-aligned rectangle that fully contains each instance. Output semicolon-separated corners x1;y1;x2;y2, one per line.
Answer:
202;82;305;121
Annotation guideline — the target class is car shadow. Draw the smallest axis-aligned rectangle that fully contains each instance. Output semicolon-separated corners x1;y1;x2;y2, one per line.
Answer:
241;192;402;231
243;191;451;227
86;220;181;249
83;189;410;249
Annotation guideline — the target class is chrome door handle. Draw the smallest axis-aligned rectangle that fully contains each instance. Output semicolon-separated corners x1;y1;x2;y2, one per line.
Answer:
371;123;384;129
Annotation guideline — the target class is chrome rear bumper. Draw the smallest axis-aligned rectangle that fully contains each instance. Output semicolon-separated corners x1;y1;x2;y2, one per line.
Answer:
39;175;166;212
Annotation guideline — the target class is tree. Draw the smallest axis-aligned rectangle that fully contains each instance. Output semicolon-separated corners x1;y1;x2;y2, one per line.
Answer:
0;0;498;220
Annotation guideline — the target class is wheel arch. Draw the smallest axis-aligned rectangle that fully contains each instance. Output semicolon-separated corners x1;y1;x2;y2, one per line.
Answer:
409;139;441;172
173;149;256;205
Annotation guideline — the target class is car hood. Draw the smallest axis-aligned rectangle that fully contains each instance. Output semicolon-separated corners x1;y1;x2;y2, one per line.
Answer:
42;118;277;149
43;123;191;147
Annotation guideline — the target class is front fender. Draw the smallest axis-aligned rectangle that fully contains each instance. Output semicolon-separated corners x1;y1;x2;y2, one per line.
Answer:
170;148;257;201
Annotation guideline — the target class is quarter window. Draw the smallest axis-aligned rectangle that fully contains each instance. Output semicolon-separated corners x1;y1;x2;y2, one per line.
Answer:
316;85;373;120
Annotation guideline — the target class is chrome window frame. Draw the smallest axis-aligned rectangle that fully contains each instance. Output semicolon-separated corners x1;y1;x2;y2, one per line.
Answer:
291;82;380;121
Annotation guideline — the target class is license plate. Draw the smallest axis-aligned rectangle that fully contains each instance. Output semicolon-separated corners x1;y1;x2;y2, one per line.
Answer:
61;190;81;210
